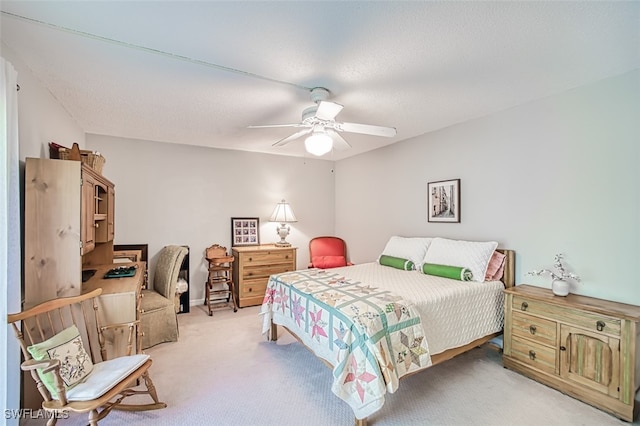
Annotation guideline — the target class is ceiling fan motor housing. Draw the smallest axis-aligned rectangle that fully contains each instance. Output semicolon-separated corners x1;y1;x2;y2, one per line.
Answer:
310;87;331;103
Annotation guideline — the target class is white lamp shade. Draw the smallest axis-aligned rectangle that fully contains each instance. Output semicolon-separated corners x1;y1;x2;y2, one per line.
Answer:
269;200;297;223
304;132;333;156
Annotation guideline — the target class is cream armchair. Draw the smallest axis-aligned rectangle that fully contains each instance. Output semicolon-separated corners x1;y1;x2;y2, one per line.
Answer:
140;245;188;349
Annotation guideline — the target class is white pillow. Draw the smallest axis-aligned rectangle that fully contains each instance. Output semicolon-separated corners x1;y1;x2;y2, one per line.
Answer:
421;237;498;282
380;236;433;266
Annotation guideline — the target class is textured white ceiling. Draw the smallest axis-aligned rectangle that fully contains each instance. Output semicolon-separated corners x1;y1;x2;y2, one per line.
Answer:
1;1;639;160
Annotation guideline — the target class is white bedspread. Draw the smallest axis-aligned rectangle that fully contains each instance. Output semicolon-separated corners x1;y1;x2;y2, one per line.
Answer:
326;262;505;355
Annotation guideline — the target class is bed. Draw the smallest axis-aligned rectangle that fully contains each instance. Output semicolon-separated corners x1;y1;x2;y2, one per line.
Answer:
260;237;515;425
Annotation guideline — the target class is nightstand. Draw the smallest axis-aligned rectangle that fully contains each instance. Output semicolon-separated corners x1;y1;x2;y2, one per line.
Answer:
232;245;297;307
503;285;640;421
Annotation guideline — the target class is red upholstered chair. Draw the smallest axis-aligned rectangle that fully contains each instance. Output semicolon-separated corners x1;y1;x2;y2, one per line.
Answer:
308;236;353;269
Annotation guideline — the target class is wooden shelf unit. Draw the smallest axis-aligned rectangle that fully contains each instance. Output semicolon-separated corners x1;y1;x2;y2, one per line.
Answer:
503;285;640;422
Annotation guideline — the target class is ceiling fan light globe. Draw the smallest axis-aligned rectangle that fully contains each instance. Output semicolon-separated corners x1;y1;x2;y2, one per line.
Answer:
305;133;333;156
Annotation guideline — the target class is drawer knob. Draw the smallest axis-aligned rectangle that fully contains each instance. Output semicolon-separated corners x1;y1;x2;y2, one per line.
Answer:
248;287;252;292
528;350;536;360
520;302;528;311
596;320;605;331
529;325;537;335
560;346;566;351
248;257;252;261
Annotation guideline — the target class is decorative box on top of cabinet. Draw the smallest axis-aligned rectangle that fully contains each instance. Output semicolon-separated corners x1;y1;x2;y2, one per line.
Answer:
232;244;297;307
503;284;640;422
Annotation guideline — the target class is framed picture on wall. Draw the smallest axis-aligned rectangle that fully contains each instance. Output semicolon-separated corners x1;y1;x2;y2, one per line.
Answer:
427;179;461;223
231;217;260;246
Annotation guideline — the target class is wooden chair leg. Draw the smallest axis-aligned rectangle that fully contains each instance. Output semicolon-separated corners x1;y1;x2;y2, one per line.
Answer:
143;371;161;404
229;281;238;312
46;415;57;426
88;409;99;426
205;281;213;316
114;370;167;411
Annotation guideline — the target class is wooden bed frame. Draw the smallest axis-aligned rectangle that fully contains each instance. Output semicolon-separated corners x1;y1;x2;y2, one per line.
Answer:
268;249;515;426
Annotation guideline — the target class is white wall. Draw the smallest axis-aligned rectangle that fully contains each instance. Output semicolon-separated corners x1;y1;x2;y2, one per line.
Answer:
1;44;85;424
335;70;640;305
0;44;85;161
87;134;335;303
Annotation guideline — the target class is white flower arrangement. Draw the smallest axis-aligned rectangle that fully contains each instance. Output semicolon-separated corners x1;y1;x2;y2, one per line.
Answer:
526;253;581;283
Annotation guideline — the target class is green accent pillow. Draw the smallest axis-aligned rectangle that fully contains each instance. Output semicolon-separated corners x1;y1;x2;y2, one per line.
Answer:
27;325;94;399
379;255;415;271
421;263;473;281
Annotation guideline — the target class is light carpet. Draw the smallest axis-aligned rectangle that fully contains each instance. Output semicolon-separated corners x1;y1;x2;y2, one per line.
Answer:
23;304;638;426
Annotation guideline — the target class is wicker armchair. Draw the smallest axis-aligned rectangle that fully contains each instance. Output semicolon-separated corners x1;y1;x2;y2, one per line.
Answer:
140;245;188;349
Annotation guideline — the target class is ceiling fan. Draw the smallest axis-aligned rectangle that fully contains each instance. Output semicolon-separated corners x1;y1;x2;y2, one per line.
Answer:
248;87;397;156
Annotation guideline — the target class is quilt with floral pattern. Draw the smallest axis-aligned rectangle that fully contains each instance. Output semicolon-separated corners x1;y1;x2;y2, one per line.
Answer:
260;269;432;419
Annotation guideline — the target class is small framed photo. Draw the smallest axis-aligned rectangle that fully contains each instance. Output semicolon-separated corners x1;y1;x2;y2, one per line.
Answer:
427;179;460;223
231;217;260;246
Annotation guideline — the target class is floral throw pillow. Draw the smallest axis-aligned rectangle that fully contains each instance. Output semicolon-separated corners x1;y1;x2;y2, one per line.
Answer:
27;325;94;398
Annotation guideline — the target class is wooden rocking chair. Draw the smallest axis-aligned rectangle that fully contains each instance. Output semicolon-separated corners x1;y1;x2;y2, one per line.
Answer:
7;289;166;425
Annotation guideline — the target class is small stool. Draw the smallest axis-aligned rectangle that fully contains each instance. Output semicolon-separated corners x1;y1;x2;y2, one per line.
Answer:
205;244;238;315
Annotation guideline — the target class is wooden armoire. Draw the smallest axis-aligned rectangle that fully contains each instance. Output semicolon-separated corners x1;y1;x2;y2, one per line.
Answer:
24;157;116;306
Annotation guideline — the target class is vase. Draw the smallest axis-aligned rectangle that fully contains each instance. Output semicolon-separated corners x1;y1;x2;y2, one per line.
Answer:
551;279;570;296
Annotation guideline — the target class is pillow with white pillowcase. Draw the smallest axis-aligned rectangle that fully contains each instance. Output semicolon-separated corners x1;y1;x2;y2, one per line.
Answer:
421;237;498;282
379;236;433;266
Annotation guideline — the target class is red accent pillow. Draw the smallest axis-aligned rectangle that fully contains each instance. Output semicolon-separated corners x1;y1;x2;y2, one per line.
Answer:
312;255;347;269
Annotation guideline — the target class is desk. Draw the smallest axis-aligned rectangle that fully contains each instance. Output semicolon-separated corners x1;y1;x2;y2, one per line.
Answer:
82;261;145;360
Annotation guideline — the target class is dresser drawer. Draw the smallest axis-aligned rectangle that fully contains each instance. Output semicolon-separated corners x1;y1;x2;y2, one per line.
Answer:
511;311;557;347
243;263;295;280
513;295;621;336
240;250;295;266
511;335;557;375
240;279;268;298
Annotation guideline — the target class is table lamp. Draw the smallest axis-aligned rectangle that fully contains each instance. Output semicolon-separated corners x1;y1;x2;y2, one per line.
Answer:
269;199;297;247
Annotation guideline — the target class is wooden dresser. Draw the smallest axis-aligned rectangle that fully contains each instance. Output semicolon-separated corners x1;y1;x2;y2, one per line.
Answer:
232;245;297;307
503;285;640;421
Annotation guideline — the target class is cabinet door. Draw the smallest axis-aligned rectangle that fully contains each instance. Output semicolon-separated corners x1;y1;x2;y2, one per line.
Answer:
25;158;82;302
560;324;620;398
81;174;96;254
107;185;115;241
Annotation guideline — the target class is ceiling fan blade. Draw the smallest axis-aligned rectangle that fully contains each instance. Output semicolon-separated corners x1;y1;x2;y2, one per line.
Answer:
272;128;312;147
315;101;343;121
337;122;397;137
248;123;304;129
327;129;351;151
